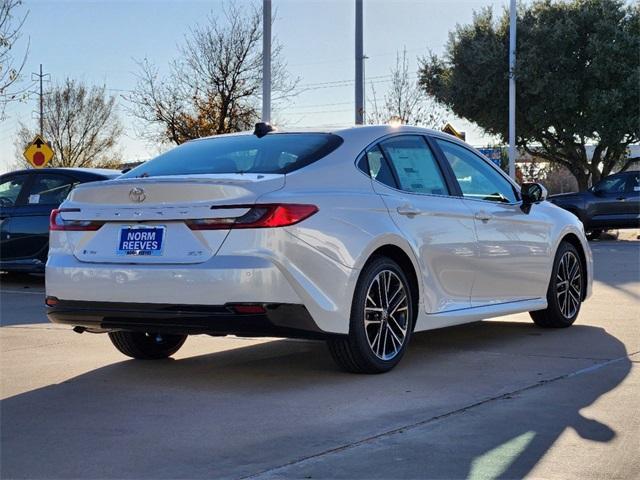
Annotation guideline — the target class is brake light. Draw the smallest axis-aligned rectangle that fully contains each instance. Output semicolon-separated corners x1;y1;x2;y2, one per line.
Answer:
230;304;266;314
186;204;318;230
50;209;104;231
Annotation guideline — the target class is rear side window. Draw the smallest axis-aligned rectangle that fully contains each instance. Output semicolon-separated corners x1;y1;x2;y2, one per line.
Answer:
122;133;343;178
360;145;398;188
26;174;76;205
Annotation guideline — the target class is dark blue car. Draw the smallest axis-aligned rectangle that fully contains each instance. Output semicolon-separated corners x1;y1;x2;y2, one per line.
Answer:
549;171;640;240
0;168;119;272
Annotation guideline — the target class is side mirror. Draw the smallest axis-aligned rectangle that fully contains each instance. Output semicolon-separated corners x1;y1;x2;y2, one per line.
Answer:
592;187;604;197
521;182;547;213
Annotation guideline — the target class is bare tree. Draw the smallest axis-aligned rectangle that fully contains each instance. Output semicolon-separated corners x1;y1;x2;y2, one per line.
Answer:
16;79;123;168
368;48;446;128
0;0;29;117
128;1;297;145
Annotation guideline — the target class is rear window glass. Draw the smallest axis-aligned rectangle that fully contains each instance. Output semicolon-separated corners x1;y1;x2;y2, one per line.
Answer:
122;133;343;178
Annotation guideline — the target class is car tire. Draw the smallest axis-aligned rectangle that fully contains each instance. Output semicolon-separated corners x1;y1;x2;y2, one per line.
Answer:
108;331;187;359
530;241;584;328
327;256;414;374
586;229;601;241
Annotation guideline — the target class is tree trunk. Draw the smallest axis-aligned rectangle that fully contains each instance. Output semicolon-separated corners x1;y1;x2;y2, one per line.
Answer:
572;168;591;191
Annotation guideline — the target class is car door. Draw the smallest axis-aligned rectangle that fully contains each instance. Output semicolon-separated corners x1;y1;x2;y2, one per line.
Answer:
0;173;33;262
361;134;476;313
587;174;631;228
622;172;640;227
5;172;78;263
433;138;552;307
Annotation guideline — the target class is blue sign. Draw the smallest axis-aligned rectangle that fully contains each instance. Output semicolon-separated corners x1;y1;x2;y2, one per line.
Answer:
478;148;502;167
117;226;165;256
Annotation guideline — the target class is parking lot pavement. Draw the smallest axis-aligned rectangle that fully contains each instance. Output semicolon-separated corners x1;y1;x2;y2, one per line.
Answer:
0;273;47;327
1;239;638;480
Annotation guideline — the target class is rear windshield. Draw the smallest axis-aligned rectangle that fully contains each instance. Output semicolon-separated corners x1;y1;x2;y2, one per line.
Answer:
122;133;343;178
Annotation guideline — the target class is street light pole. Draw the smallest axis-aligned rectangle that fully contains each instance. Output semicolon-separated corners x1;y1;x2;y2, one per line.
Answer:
262;0;272;124
508;0;517;180
355;0;364;125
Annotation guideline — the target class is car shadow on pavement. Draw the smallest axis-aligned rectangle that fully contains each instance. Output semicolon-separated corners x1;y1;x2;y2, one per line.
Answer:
0;320;631;479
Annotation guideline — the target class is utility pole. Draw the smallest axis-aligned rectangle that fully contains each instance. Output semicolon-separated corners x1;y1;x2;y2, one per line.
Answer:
262;0;272;124
508;0;517;180
355;0;364;125
31;64;49;136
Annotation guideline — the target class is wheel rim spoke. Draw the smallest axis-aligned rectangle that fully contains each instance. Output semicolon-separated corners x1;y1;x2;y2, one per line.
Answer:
364;269;410;361
389;294;407;316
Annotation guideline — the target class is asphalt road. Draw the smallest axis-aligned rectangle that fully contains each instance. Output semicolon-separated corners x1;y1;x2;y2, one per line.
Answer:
1;237;638;479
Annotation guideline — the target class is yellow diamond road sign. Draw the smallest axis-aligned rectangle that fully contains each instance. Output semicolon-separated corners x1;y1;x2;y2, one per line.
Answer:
23;134;54;168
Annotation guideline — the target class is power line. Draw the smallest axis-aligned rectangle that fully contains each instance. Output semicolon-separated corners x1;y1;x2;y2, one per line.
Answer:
297;74;392;89
286;100;353;110
284;108;353;115
288;47;428;68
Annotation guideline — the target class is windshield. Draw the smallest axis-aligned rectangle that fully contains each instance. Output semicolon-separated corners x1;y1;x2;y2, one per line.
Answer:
122;133;343;178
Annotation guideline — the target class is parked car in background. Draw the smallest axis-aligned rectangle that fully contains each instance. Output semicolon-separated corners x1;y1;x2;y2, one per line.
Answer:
45;125;592;373
0;168;120;272
549;171;640;240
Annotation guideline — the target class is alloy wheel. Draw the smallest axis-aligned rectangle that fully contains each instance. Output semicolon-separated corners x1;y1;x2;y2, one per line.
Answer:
364;270;409;360
556;251;582;319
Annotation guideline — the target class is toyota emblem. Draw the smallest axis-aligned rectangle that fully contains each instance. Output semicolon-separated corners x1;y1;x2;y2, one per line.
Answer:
129;187;146;203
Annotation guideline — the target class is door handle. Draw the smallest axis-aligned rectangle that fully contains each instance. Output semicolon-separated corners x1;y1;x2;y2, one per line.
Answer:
474;211;493;222
397;205;421;217
616;197;626;201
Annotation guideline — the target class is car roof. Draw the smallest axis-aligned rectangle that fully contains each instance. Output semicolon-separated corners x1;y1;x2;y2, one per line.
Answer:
193;124;448;138
190;124;467;151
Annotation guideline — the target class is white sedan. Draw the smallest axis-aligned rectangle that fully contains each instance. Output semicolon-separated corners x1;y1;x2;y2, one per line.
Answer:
46;124;592;373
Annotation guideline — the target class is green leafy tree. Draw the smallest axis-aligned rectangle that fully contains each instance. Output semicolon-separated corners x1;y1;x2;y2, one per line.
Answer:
420;0;639;189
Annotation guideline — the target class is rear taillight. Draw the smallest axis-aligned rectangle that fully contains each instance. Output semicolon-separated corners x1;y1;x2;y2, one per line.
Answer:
186;204;318;230
50;209;104;231
229;304;266;314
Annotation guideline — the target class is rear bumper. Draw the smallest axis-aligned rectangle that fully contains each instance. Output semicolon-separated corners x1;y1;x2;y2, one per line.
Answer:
47;299;326;339
46;225;358;335
46;253;304;306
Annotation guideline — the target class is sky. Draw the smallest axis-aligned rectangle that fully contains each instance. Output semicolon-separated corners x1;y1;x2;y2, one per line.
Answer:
0;0;512;173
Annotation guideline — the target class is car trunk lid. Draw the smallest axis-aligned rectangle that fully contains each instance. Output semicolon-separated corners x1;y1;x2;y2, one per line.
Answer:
61;174;284;264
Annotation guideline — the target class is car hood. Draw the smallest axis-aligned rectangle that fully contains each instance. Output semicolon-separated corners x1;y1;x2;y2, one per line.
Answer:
549;191;588;202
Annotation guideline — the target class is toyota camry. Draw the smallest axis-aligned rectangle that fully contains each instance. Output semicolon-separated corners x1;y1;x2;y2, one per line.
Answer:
45;124;592;373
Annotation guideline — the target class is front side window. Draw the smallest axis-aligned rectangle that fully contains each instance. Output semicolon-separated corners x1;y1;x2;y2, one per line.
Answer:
378;136;449;195
627;173;640;193
122;133;343;178
593;175;627;195
436;139;517;203
26;174;76;205
0;174;29;207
